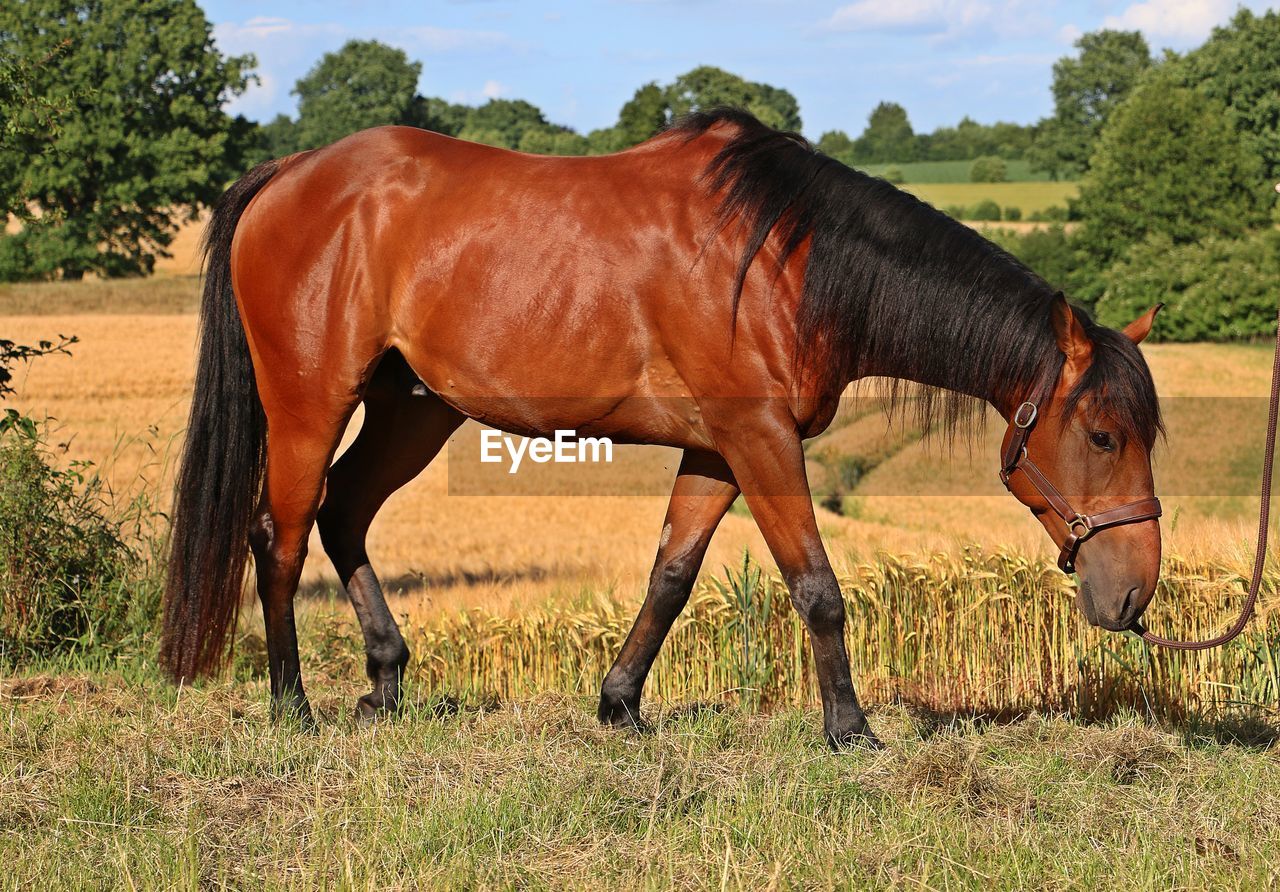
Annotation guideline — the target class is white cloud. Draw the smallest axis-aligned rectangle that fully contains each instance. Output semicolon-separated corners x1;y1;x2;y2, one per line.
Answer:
1058;23;1083;45
824;0;984;33
481;79;506;99
820;0;1053;41
1101;0;1235;46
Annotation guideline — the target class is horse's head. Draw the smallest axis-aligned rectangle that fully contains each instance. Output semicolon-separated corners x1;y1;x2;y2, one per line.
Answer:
1001;296;1164;632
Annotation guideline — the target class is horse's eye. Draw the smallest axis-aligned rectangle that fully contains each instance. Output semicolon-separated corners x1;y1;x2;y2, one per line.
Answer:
1089;431;1116;451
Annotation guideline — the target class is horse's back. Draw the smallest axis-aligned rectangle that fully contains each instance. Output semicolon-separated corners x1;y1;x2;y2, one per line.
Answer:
228;123;806;446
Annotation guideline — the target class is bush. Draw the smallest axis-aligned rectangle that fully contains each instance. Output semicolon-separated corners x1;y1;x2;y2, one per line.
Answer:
1096;229;1280;341
881;165;905;184
0;418;162;665
1003;206;1022;221
988;224;1076;292
969;156;1007;182
1028;206;1069;222
968;199;1002;221
943;205;967;219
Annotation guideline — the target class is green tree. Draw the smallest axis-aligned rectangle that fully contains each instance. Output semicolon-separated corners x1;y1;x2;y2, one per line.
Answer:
1097;230;1280;341
616;82;669;145
816;130;855;164
0;0;254;279
969;156;1006;183
517;127;588;156
1072;70;1270;300
293;40;421;149
853;102;915;163
417;97;469;137
665;66;802;132
1028;30;1151;179
460;99;558;150
1171;8;1280;181
918;116;1033;161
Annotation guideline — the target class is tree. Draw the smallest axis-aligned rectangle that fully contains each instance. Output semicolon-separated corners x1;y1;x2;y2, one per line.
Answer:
1028;30;1151;179
616;82;669;145
1171;8;1280;181
0;0;254;279
969;156;1006;183
853;102;915;163
1072;70;1269;298
417;97;469;137
1097;230;1280;341
816;130;855;164
293;40;422;150
665;66;801;132
458;99;552;149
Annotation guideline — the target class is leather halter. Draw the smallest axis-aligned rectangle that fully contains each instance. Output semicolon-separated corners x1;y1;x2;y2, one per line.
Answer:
999;376;1161;574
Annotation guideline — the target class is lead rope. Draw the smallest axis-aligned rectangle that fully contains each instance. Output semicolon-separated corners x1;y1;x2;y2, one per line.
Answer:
1131;305;1280;650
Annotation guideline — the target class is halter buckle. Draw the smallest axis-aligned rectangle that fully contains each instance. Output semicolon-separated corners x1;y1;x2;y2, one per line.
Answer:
1069;515;1092;537
1013;401;1038;429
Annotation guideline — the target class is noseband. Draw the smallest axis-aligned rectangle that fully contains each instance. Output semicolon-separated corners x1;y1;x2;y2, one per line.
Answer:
999;377;1161;574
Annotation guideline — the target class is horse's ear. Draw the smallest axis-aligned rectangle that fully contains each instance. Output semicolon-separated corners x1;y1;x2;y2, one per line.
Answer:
1122;303;1163;345
1051;293;1092;367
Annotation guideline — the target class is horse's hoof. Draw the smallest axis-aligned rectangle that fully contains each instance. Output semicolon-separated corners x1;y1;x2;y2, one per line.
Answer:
827;727;885;751
271;698;317;731
355;694;397;727
598;699;649;734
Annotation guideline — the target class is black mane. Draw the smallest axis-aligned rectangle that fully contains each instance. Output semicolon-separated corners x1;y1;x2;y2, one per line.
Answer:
671;108;1161;448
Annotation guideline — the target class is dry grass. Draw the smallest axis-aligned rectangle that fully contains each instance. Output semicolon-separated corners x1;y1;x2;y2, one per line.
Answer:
2;671;1278;890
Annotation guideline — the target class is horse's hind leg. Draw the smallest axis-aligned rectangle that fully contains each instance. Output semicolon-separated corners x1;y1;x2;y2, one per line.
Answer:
317;355;464;723
599;450;739;729
249;393;361;724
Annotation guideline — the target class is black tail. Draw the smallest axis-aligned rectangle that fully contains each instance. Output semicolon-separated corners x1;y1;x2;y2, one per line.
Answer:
160;160;280;681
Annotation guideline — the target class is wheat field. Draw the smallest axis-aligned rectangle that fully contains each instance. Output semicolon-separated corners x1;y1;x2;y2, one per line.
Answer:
3;275;1276;628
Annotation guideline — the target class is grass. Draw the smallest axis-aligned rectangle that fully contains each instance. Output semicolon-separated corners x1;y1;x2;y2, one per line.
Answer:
903;182;1078;216
4;669;1279;890
858;158;1054;183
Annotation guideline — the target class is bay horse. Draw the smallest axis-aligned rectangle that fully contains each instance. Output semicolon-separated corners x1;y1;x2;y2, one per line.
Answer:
160;109;1163;748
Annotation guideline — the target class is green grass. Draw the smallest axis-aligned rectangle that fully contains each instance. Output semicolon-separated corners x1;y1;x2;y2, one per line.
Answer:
858;159;1055;183
3;669;1278;890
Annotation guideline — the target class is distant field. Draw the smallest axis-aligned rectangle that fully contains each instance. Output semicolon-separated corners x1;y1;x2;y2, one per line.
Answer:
903;181;1078;216
858;158;1053;183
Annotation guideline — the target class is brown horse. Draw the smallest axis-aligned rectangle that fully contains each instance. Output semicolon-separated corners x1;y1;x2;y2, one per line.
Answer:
160;109;1163;748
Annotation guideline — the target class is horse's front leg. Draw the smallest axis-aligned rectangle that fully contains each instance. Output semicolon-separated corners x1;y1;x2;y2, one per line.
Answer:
599;450;739;730
715;416;881;750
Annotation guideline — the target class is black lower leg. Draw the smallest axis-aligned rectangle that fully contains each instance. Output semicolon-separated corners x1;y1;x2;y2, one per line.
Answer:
251;510;314;725
599;557;698;729
787;570;878;749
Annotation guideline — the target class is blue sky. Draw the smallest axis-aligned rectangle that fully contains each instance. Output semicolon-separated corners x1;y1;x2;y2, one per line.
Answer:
206;0;1278;139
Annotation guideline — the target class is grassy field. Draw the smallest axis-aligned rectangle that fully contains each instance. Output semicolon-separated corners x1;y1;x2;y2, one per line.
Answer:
857;158;1053;183
6;670;1280;890
5;277;1280;888
903;181;1078;216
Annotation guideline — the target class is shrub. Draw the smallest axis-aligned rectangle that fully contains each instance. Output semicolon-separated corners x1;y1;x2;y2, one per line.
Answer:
881;165;905;184
943;204;967;219
1003;206;1022;221
988;224;1075;292
967;199;1002;221
969;156;1007;182
1096;229;1280;341
1029;206;1069;222
0;417;162;665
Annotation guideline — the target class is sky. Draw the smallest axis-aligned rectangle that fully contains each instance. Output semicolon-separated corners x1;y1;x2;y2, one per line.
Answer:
206;0;1280;139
